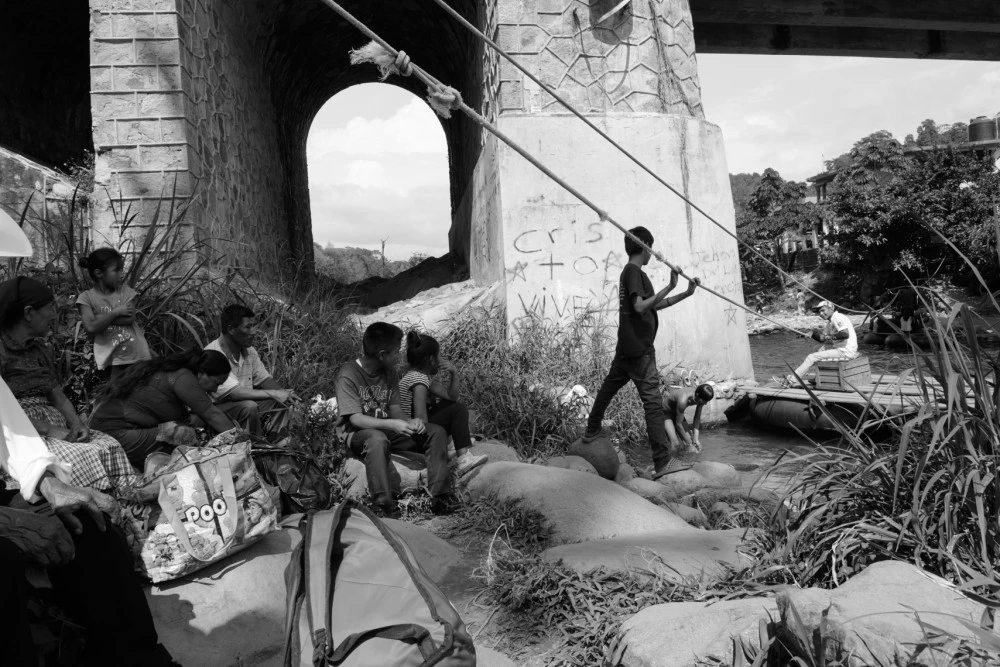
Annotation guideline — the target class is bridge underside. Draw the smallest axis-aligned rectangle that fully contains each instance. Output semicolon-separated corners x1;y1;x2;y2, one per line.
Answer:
692;0;1000;60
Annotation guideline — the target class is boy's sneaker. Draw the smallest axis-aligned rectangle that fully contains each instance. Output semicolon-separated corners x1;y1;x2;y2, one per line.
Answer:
455;451;488;477
430;494;461;516
652;458;692;480
581;427;604;444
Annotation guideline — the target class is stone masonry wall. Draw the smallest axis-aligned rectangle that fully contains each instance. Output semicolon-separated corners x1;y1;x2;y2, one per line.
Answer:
89;0;293;275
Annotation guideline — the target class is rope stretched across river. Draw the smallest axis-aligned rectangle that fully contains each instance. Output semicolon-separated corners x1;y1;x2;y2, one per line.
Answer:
316;0;813;338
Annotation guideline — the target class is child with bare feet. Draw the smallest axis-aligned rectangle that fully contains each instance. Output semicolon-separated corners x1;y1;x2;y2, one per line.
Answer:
663;384;714;456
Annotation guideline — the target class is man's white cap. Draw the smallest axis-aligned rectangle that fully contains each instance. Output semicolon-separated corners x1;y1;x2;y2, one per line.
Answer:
816;300;835;310
0;209;32;257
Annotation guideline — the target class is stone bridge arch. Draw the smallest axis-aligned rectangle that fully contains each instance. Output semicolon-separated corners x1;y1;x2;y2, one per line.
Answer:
87;0;488;278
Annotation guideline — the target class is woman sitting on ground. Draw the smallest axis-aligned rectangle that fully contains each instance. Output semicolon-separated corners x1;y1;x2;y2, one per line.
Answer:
0;276;137;496
90;348;239;473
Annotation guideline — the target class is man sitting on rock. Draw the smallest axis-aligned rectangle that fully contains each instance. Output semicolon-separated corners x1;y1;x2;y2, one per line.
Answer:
776;300;858;387
206;304;298;438
0;377;178;666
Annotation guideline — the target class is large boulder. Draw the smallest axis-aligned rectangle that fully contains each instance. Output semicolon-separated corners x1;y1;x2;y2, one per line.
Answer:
778;561;986;666
470;439;520;463
148;528;298;667
567;435;619;479
541;527;748;581
615;598;778;667
546;455;598;475
464;462;689;543
477;646;518;667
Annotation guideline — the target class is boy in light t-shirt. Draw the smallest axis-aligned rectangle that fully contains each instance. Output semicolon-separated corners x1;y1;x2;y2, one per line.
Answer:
779;300;858;386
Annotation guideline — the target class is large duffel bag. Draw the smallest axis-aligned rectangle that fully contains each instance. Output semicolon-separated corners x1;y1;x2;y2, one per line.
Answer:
284;500;476;666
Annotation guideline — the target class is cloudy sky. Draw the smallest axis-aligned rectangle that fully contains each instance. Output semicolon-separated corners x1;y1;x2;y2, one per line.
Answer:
306;55;1000;261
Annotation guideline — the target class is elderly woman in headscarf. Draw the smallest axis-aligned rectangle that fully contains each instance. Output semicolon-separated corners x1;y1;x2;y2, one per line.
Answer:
0;276;137;496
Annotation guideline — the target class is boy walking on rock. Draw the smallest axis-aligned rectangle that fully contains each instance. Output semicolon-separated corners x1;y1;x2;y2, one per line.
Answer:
583;226;700;480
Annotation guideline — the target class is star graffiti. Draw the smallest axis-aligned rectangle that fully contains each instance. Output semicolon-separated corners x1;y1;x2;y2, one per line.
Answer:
724;305;739;326
507;261;529;283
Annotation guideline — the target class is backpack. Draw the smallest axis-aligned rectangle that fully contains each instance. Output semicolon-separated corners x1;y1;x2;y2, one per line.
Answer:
283;500;477;666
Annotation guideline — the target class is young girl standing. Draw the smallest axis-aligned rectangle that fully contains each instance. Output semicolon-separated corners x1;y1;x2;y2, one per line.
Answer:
76;248;152;379
399;331;487;476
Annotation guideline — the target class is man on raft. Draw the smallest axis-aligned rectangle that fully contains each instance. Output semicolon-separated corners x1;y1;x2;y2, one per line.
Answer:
774;300;858;387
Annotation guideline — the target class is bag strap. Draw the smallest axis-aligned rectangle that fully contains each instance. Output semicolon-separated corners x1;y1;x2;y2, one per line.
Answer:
328;624;437;663
303;502;350;662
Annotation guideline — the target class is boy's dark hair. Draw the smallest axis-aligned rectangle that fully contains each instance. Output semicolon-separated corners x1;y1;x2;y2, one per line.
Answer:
406;330;439;367
79;247;124;281
624;226;654;257
694;383;714;403
363;322;404;357
221;304;255;335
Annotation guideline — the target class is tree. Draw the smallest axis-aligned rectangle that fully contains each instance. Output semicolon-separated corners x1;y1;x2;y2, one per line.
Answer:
822;144;1000;294
737;168;820;288
841;131;907;186
915;118;941;146
729;172;762;219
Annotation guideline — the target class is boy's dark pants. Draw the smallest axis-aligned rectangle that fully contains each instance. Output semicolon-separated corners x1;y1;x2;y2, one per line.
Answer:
350;424;452;505
587;350;671;470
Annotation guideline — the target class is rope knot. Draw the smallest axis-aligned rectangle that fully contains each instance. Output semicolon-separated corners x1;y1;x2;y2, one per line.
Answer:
427;84;463;119
393;51;412;76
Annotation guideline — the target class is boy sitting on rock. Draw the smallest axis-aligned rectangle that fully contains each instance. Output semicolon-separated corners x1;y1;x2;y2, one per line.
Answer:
335;322;456;518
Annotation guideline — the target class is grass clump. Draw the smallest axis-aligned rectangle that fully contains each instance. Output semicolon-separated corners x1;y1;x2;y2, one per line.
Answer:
441;307;648;462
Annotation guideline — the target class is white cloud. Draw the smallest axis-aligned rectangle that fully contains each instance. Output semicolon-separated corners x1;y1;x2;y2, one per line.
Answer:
307;87;452;259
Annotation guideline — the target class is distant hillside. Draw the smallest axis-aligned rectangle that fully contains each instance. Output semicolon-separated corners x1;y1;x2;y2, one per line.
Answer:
313;244;429;285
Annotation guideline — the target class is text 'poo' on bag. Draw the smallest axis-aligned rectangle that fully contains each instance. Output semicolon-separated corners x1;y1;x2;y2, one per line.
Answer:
284;500;476;666
122;430;279;584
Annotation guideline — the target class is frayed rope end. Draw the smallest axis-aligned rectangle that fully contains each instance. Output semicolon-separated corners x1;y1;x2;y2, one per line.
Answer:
347;41;411;80
427;84;463;119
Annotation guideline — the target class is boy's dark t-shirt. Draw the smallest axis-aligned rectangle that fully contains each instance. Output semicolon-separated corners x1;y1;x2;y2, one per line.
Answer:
335;359;400;434
617;263;657;357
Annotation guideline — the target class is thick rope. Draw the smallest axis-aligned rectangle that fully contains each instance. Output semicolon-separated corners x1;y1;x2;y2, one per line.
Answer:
425;0;865;314
318;0;812;338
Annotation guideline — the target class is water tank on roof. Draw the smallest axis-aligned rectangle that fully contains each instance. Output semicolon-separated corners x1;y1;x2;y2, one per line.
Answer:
969;116;998;142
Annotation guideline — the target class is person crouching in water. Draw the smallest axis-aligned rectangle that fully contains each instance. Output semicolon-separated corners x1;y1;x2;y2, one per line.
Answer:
335;322;457;518
663;383;713;455
398;331;487;478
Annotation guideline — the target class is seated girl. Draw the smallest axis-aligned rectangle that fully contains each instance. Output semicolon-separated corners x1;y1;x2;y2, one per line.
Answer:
90;348;239;473
0;276;136;496
398;331;487;477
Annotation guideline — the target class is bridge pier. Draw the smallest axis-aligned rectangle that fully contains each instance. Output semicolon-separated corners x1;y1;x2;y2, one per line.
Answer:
467;0;754;382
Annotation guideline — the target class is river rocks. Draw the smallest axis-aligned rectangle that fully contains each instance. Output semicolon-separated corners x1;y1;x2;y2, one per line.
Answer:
623;477;675;504
778;561;986;666
382;518;462;584
471;439;520;463
567;435;620;479
546;455;598;475
653;461;742;501
343;458;368;501
465;461;689;543
541;527;748;581
148;528;299;667
615;597;778;667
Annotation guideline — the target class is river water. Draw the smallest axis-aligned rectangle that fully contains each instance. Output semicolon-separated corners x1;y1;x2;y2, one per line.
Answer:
642;332;922;489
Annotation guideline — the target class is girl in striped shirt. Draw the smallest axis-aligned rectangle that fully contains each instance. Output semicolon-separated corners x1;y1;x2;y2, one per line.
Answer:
399;331;487;477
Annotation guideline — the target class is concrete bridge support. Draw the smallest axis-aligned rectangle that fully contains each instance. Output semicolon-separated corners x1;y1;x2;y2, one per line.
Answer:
473;0;753;381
